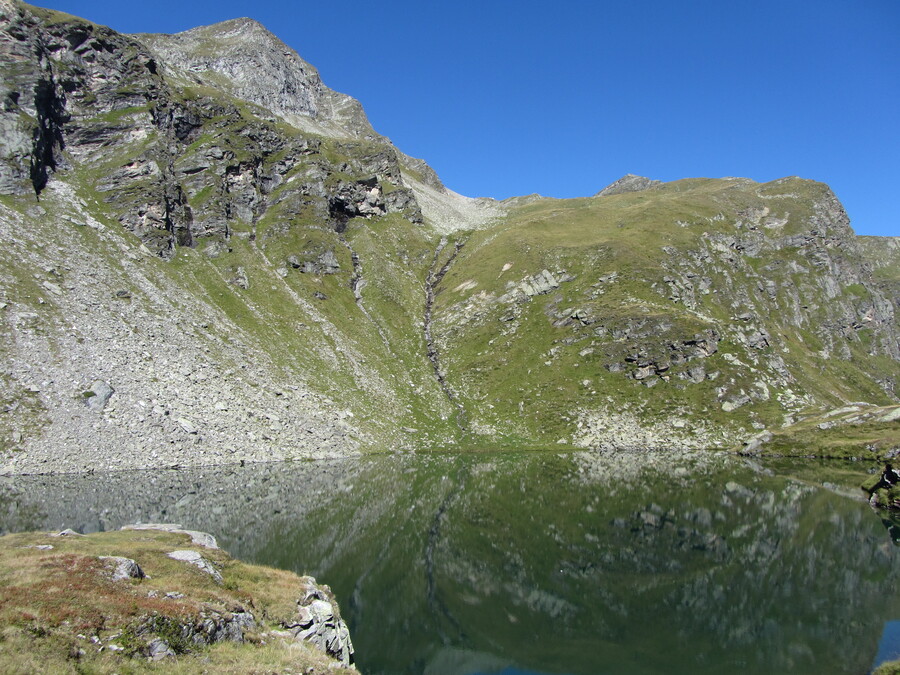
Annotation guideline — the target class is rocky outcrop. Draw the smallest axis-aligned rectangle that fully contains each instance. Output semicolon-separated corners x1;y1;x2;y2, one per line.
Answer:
595;174;661;197
0;3;429;259
99;555;145;581
168;549;223;583
123;523;220;548
289;249;341;275
0;525;361;672
284;577;355;667
498;269;575;303
138;18;377;139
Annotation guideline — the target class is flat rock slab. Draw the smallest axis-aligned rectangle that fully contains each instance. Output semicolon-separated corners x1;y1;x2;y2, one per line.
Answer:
122;523;218;549
167;549;222;583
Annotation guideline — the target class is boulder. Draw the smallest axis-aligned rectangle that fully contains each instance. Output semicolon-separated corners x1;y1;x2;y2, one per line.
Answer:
741;430;773;454
99;555;145;581
84;380;114;412
294;249;340;275
148;638;175;661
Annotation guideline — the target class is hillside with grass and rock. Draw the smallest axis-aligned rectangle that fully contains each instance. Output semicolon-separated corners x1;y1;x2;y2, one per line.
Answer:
0;0;897;475
0;524;358;673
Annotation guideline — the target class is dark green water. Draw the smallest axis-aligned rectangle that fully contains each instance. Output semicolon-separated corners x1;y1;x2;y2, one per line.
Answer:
1;450;898;674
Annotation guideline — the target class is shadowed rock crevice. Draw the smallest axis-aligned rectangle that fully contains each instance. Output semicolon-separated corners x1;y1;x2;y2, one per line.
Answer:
29;76;67;195
338;233;393;353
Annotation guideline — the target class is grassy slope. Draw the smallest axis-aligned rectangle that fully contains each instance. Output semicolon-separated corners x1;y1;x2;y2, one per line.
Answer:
5;154;898;457
8;164;897;456
430;178;900;448
756;405;900;459
3;4;897;456
0;529;357;674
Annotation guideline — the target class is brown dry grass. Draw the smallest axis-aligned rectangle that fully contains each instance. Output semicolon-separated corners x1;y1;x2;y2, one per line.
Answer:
0;530;360;674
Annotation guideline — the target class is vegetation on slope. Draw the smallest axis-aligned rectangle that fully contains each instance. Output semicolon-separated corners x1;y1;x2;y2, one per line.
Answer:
0;1;897;470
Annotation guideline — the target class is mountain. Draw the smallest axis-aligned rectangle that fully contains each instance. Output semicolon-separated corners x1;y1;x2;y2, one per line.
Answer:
0;1;897;474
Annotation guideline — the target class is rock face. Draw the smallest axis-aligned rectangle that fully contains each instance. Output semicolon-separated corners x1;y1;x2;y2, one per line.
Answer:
138;18;377;139
0;3;897;472
284;577;355;667
0;1;425;256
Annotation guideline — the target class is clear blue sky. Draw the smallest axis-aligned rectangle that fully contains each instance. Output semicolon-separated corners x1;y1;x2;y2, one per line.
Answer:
31;0;900;237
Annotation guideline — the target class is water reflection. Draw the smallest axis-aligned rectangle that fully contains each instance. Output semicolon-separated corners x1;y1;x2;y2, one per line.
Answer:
873;621;900;673
880;514;900;546
1;451;897;675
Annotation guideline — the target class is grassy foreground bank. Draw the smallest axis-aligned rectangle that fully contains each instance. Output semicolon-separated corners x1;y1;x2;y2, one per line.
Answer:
0;527;358;674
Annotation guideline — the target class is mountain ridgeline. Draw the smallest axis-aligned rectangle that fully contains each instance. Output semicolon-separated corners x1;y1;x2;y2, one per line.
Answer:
0;1;898;473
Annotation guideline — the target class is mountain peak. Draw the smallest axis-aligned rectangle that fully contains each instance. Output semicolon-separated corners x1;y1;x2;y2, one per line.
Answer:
595;174;662;197
138;16;376;138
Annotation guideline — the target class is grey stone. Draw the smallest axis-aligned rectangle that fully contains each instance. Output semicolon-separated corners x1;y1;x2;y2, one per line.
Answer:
148;638;175;661
99;555;145;581
722;395;751;412
167;550;223;583
84;381;114;412
177;418;199;434
123;524;219;549
202;241;229;258
297;249;340;275
879;407;900;423
687;364;706;384
50;528;82;537
230;267;249;289
633;365;655;380
283;576;355;666
595;174;661;197
741;430;773;454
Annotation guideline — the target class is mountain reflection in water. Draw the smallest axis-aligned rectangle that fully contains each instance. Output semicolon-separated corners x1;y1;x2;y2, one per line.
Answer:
1;450;898;675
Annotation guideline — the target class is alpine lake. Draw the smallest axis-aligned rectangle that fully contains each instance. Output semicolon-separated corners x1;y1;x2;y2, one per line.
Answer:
2;449;899;675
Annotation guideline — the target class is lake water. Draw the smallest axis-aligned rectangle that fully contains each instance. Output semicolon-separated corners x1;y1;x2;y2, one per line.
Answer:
1;450;898;674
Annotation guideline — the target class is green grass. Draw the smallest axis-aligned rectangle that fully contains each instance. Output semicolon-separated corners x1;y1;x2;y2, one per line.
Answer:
21;2;98;27
414;175;900;448
875;659;900;675
749;405;900;459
